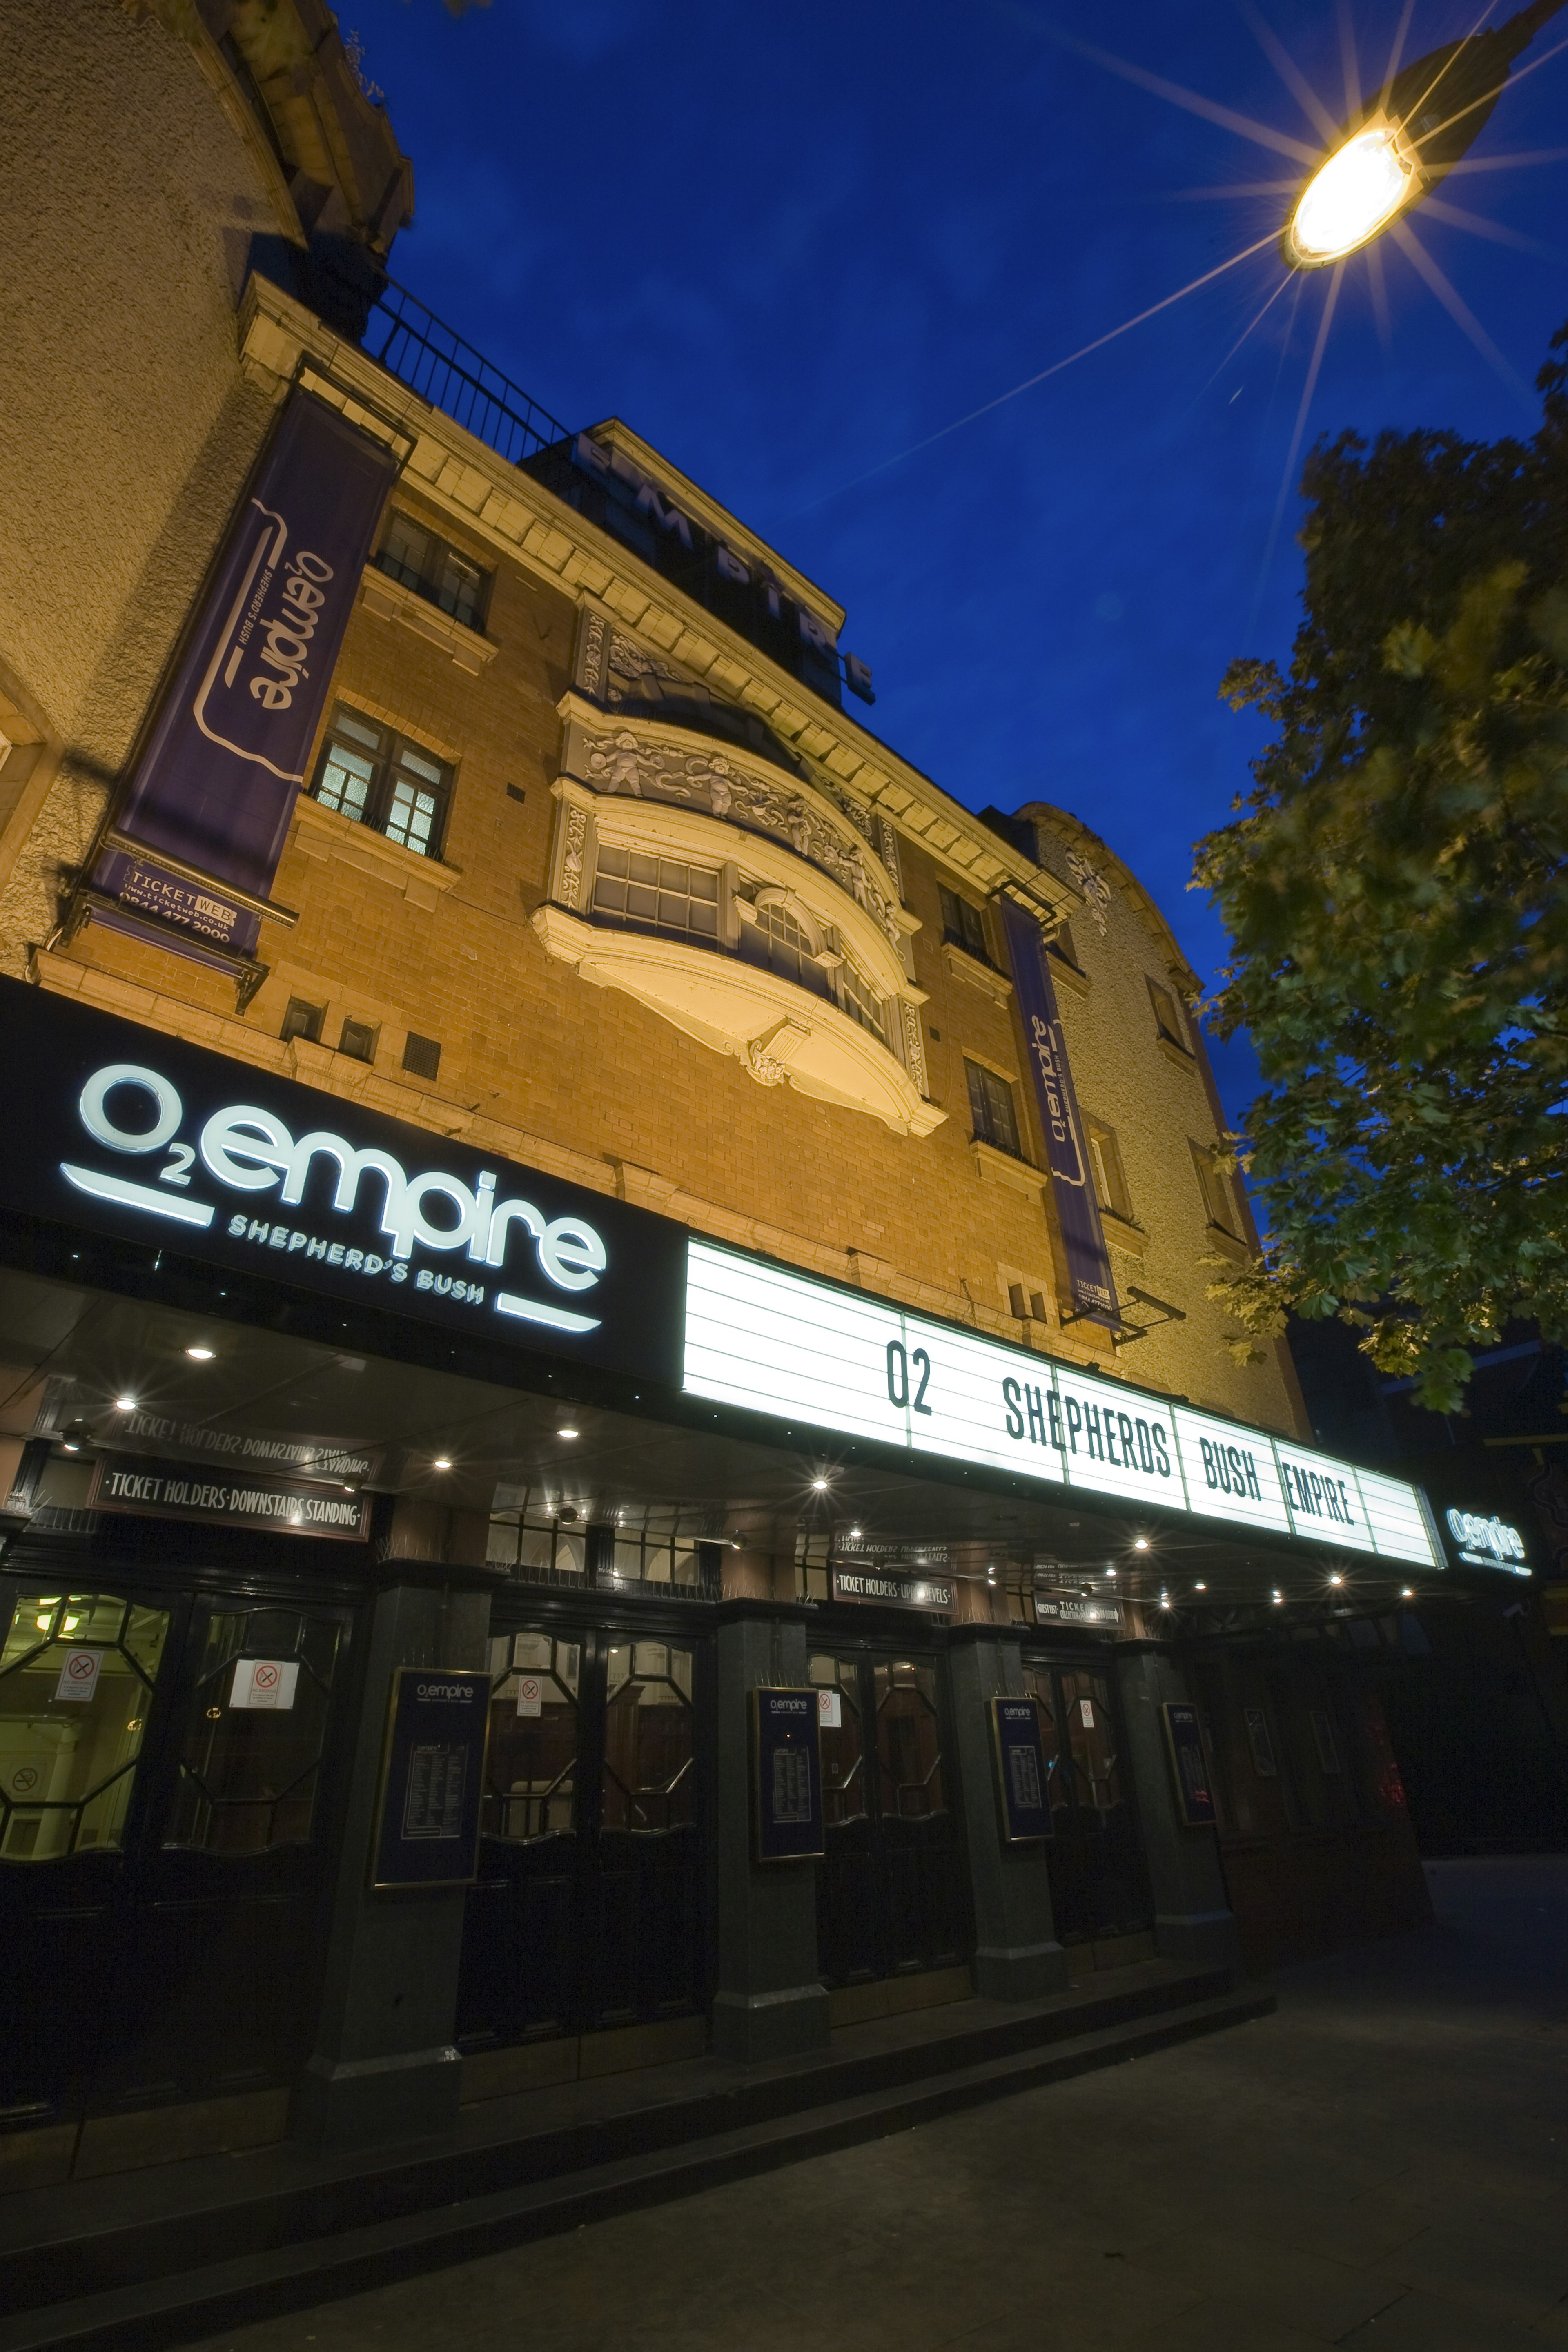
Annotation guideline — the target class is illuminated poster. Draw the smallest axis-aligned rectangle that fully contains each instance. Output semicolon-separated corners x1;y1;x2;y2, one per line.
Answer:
997;898;1118;1328
94;393;397;966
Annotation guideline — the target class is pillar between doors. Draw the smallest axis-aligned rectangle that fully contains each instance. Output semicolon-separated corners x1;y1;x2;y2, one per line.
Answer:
711;1601;831;2064
1114;1641;1241;1973
291;1559;499;2153
947;1624;1071;2002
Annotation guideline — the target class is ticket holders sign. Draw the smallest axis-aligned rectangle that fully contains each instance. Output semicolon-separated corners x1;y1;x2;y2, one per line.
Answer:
989;1696;1051;1843
1161;1702;1218;1829
370;1668;490;1889
749;1687;824;1863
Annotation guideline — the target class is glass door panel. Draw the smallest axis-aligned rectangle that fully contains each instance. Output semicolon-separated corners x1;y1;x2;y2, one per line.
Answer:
810;1648;971;1988
101;1596;353;2113
458;1624;709;2049
459;1632;583;2045
0;1585;174;2120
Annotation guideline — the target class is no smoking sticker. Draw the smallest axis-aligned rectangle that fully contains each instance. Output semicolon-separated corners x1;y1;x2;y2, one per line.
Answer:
818;1689;842;1729
54;1649;103;1703
10;1766;39;1795
230;1659;300;1711
514;1675;543;1717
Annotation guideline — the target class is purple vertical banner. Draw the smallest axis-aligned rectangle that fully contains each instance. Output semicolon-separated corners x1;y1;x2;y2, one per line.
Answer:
998;895;1120;1329
93;393;398;964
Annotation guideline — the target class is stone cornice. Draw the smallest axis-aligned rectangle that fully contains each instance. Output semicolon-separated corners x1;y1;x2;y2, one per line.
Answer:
237;275;1079;912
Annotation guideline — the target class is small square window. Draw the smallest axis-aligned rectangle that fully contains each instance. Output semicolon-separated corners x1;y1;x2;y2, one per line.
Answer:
402;1031;441;1082
339;1018;378;1065
280;997;324;1046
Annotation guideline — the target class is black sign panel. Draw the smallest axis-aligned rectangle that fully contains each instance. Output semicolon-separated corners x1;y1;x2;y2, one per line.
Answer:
0;978;688;1384
831;1561;954;1613
749;1686;824;1863
89;1453;372;1542
990;1696;1051;1843
370;1667;490;1888
1033;1594;1124;1630
1162;1702;1218;1828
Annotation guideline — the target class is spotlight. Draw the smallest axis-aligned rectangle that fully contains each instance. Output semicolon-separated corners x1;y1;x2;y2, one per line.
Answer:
1272;1590;1285;1605
848;1526;862;1541
1159;1592;1172;1609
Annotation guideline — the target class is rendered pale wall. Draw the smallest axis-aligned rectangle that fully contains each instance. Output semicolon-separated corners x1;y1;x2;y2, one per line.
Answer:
0;0;280;950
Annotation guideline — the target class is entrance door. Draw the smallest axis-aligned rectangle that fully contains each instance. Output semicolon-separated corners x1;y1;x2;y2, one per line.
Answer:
1024;1659;1150;1947
457;1623;707;2051
0;1575;354;2128
809;1648;972;1989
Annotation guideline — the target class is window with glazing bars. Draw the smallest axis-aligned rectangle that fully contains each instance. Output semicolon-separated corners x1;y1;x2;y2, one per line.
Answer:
374;510;490;630
311;705;452;859
838;957;888;1045
591;846;720;942
747;897;829;993
965;1058;1022;1157
939;885;991;964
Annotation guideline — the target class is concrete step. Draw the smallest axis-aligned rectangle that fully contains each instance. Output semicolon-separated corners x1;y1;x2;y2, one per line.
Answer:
0;1978;1273;2352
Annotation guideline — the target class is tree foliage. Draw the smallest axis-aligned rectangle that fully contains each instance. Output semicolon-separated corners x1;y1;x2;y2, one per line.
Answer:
1196;323;1568;1411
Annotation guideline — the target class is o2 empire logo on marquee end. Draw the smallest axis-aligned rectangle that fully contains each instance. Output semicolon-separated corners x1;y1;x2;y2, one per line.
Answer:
0;979;687;1385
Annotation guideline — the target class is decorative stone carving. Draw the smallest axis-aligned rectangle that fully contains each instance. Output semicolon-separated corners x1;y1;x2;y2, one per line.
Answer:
575;720;905;952
875;814;904;895
747;1040;788;1086
901;999;929;1096
559;804;588;911
1066;850;1112;935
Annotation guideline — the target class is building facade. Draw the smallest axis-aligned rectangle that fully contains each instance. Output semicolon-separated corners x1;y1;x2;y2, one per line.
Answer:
0;3;1444;2196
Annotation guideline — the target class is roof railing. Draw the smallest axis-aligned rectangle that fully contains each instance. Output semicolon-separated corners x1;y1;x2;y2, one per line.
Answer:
361;278;572;466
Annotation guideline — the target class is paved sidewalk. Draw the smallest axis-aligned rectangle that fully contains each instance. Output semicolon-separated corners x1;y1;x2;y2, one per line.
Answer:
190;1857;1568;2352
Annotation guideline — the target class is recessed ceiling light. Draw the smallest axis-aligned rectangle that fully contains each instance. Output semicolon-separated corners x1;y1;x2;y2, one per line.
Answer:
557;1428;579;1440
1401;1586;1414;1599
1194;1581;1207;1592
114;1395;137;1412
433;1457;452;1470
811;1477;829;1492
185;1345;214;1361
1159;1593;1171;1608
1272;1590;1284;1605
1329;1572;1344;1586
848;1526;862;1541
1133;1537;1149;1552
1105;1568;1117;1578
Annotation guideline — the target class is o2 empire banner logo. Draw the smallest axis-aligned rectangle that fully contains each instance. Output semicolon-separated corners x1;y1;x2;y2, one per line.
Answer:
0;978;686;1384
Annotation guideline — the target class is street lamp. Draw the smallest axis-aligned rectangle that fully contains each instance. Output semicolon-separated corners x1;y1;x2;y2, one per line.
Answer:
1283;0;1565;269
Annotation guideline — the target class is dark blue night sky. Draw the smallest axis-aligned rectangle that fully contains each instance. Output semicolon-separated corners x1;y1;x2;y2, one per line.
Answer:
356;0;1567;1121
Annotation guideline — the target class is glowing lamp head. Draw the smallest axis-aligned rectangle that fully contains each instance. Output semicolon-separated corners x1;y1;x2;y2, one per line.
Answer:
1285;118;1416;268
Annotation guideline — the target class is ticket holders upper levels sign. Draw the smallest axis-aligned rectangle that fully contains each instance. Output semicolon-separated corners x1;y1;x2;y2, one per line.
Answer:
93;394;398;975
0;978;688;1384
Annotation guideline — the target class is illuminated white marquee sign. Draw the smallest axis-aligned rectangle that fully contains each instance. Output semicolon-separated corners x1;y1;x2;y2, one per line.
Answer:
682;1241;1440;1568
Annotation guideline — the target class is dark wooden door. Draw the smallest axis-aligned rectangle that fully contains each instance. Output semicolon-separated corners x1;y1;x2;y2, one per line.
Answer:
0;1574;354;2127
810;1646;972;1988
456;1622;707;2049
1025;1660;1150;1945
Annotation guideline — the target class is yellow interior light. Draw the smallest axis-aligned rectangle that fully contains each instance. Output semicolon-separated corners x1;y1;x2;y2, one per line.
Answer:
1287;121;1416;266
